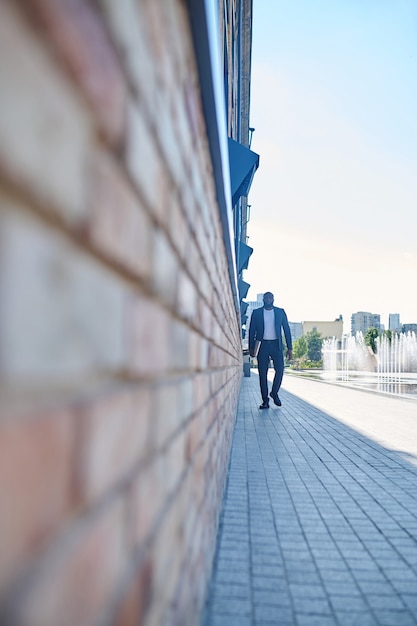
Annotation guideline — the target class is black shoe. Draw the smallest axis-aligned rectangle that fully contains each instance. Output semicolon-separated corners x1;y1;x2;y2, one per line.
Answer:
270;392;281;406
259;400;269;409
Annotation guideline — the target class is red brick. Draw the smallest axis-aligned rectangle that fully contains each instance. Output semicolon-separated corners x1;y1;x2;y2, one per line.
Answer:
127;458;164;549
0;207;126;380
168;199;188;262
113;557;153;626
152;380;180;449
150;504;185;622
177;271;197;323
195;372;213;411
138;1;189;109
10;498;126;626
169;319;191;370
79;386;151;503
189;331;202;369
184;75;204;145
0;4;91;224
125;102;172;226
186;407;208;463
151;228;179;308
23;0;126;145
0;409;75;593
88;149;152;279
126;295;171;376
164;430;186;497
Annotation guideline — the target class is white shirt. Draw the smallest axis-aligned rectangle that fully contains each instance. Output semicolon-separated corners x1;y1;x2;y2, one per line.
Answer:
263;308;277;340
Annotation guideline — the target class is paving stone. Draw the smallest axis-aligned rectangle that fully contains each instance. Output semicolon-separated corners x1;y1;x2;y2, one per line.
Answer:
254;604;293;622
210;596;251;616
335;612;378;625
366;594;406;610
371;609;417;626
293;596;332;614
252;588;291;607
200;375;417;626
210;583;249;599
329;594;370;612
355;580;395;595
252;563;284;578
401;594;417;611
215;569;250;585
206;614;252;626
392;580;417;592
288;583;327;600
252;576;288;593
323;581;362;597
285;568;322;586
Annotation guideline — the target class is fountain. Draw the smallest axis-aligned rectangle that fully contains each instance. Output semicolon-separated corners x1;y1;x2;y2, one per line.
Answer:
321;331;417;398
376;332;417;375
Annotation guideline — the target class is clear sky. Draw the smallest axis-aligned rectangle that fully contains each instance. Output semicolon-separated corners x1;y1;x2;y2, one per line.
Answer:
245;0;417;333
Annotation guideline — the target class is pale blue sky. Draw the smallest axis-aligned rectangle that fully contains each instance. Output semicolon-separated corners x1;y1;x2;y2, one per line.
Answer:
245;0;417;331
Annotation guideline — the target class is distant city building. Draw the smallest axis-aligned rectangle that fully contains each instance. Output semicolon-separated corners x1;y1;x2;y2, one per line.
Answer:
302;319;343;340
351;311;381;335
389;313;401;332
289;322;303;341
403;323;417;333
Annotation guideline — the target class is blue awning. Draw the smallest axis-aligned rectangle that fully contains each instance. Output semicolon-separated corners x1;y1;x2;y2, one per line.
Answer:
238;278;250;301
228;138;259;207
238;241;253;273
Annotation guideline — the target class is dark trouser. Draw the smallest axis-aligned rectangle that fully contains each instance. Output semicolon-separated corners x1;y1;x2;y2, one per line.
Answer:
257;339;284;402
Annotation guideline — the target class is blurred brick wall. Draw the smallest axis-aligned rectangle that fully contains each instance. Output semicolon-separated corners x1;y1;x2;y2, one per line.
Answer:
0;1;243;625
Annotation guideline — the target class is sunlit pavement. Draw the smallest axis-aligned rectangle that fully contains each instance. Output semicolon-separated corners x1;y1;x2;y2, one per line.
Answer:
200;371;417;626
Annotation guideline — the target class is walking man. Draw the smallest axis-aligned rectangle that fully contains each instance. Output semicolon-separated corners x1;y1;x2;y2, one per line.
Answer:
249;292;293;409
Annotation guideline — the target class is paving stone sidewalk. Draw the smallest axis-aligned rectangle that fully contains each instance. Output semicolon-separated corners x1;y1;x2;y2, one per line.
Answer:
200;372;417;626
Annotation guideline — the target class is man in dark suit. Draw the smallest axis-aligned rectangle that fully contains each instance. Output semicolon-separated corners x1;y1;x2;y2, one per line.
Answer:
249;292;293;409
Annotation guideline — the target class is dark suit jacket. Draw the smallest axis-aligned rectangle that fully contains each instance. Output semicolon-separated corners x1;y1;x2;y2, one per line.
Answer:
248;306;293;352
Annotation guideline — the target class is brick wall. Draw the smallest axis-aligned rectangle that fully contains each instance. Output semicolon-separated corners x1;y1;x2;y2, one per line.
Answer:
0;1;243;625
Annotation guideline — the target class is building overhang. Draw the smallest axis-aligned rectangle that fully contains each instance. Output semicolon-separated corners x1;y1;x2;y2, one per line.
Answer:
238;278;250;301
228;138;259;207
238;240;253;274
